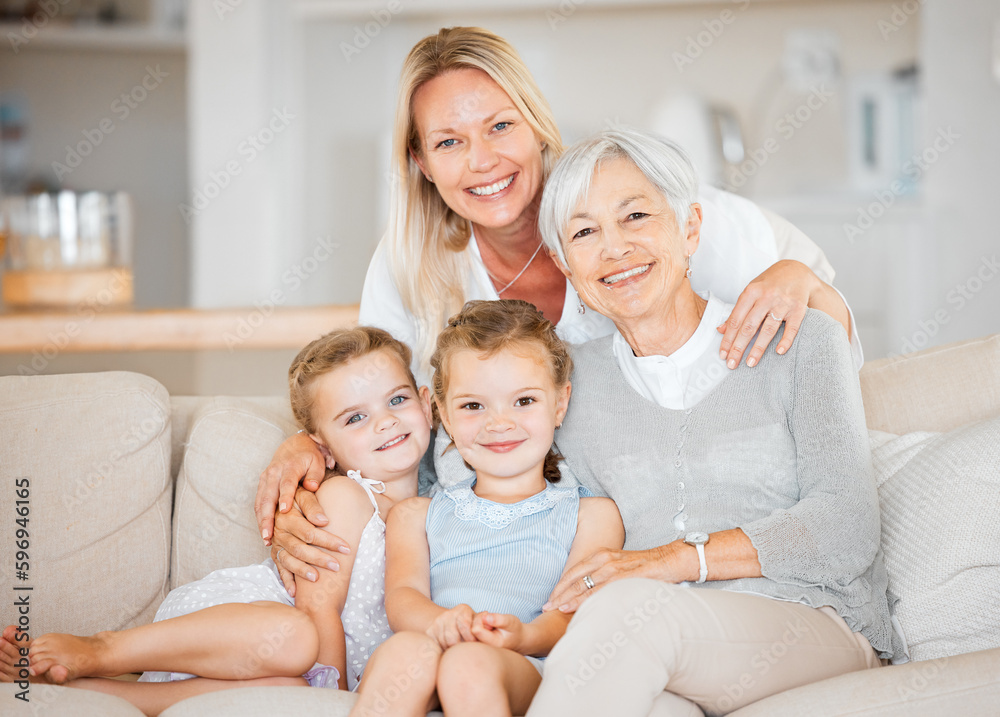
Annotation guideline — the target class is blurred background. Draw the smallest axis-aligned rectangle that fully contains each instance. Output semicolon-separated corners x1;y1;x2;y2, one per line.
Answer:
0;0;997;393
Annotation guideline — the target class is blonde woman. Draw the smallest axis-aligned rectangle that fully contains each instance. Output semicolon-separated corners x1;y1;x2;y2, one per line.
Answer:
255;27;861;586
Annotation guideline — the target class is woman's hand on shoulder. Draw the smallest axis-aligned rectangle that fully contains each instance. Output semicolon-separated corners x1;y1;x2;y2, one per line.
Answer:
255;431;329;544
271;481;354;597
292;476;375;614
426;604;477;650
719;259;820;369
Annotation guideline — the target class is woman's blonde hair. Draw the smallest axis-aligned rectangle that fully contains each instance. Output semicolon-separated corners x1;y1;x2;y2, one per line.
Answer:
288;327;416;434
386;27;564;380
430;299;572;483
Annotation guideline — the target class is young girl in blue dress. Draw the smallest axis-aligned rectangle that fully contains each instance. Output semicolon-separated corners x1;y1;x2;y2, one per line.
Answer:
6;327;433;715
350;299;625;717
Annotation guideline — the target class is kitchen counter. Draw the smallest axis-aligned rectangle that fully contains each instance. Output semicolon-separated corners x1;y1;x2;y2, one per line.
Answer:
0;304;360;354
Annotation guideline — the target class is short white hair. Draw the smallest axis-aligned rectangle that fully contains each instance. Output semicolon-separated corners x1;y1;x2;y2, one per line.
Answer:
539;126;699;265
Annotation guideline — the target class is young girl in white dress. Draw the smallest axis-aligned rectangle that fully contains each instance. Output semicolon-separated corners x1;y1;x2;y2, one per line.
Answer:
3;327;433;715
350;300;625;717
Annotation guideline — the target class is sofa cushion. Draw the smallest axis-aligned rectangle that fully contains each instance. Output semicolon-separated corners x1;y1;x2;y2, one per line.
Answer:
871;415;1000;661
158;685;355;717
0;682;146;716
171;397;296;589
860;333;1000;434
728;646;1000;717
0;372;171;635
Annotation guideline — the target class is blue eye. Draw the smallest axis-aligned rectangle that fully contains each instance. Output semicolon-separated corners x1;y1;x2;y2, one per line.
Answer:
493;121;510;131
389;395;407;406
436;138;456;149
346;413;363;425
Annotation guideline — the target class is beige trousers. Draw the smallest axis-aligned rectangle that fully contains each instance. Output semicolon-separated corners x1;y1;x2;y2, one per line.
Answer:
526;579;881;717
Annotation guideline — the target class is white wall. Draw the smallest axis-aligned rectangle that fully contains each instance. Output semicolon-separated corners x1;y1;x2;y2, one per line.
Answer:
917;0;1000;353
0;48;189;307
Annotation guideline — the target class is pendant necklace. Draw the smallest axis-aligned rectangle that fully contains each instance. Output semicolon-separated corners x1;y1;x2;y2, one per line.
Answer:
484;239;545;295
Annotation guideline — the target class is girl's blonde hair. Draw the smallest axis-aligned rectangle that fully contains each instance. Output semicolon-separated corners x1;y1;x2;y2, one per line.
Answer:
288;327;416;434
386;26;564;380
430;299;572;483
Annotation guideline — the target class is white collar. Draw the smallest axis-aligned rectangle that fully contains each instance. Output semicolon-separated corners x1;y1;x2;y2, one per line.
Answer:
611;293;733;409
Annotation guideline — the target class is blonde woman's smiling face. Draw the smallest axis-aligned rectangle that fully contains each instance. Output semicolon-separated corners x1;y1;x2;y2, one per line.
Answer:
556;157;701;326
411;68;546;232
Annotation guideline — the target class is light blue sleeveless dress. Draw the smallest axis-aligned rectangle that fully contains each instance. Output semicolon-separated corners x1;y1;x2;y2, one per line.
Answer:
425;477;584;667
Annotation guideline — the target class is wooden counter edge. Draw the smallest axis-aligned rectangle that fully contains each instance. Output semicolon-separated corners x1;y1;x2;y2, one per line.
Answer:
0;304;361;353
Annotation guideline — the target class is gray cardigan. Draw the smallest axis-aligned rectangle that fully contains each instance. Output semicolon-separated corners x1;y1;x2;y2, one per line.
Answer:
555;309;895;657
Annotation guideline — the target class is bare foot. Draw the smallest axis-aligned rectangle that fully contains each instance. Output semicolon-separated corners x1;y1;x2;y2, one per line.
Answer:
0;625;31;682
29;632;117;684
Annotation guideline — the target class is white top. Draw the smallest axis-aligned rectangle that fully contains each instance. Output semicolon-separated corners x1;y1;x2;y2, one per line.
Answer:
359;186;862;387
612;293;734;410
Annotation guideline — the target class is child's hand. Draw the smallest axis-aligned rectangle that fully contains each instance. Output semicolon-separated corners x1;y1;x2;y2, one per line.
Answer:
426;604;477;649
470;612;524;652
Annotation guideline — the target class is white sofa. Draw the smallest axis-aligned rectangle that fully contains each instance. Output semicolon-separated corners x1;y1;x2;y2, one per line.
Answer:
2;334;999;716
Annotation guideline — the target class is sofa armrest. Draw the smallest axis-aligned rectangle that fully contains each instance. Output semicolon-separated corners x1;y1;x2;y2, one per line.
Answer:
860;333;1000;434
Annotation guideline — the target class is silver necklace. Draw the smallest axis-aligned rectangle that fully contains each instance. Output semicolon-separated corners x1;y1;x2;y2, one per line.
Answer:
484;240;545;295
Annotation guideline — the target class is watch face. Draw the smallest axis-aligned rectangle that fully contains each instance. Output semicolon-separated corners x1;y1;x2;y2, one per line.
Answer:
685;531;709;545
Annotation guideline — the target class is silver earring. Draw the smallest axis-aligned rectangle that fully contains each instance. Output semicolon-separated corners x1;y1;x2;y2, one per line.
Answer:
578;299;586;315
426;175;434;183
685;255;692;279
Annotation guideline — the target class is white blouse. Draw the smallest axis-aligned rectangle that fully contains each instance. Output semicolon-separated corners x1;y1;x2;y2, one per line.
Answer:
359;186;862;387
612;294;734;410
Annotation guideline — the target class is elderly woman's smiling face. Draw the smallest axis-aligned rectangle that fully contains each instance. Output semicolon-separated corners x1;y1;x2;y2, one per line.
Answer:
557;157;702;326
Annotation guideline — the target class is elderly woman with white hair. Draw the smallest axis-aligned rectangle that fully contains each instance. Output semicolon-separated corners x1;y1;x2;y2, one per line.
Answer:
525;127;899;717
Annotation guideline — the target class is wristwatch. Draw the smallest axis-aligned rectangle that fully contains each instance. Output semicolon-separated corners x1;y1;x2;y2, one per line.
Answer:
683;531;710;583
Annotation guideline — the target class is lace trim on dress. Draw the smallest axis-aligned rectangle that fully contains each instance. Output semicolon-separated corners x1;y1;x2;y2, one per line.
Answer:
445;479;579;529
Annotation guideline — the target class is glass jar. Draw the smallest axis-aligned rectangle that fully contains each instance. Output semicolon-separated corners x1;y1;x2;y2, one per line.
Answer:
1;191;133;308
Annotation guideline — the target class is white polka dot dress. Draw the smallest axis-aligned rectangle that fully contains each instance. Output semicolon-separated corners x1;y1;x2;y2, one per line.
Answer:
139;471;391;691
